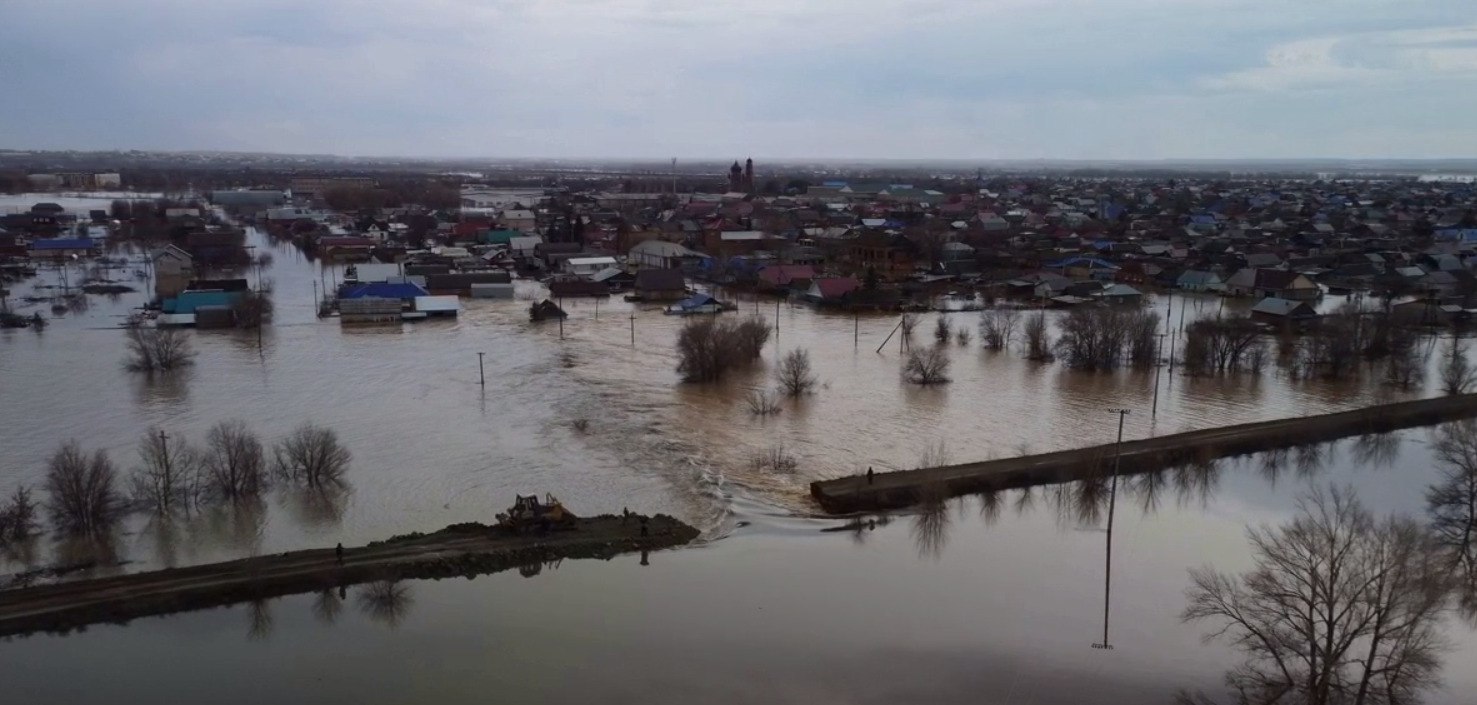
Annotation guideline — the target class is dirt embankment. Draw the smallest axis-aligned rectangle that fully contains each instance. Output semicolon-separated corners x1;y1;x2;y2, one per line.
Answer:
0;513;698;639
812;393;1477;513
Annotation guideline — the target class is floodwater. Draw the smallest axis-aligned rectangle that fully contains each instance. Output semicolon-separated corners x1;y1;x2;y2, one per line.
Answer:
2;194;1474;703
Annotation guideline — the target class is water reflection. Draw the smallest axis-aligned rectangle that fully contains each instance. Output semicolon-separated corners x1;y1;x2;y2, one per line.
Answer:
910;487;951;560
1428;421;1477;626
356;580;413;628
1351;431;1402;470
280;487;349;529
246;598;274;640
1180;487;1453;705
127;356;194;399
311;588;344;625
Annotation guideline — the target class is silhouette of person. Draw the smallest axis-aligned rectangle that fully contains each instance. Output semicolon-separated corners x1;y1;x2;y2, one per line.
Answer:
867;467;874;484
335;543;344;564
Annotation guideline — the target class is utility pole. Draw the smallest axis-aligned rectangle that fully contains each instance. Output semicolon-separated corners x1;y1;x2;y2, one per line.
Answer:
558;297;564;339
312;280;319;318
1152;333;1166;418
854;312;859;350
630;313;636;346
158;429;171;511
1093;408;1129;652
477;352;485;387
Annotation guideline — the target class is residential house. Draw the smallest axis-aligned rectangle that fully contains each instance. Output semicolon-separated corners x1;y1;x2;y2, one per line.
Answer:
563;256;619;278
632;268;688;301
1250;297;1318;324
757;264;816;293
805;276;861;305
499;209;537;233
153;244;194;299
628;239;708;270
28;238;96;260
1176;270;1225;293
1224;268;1320;300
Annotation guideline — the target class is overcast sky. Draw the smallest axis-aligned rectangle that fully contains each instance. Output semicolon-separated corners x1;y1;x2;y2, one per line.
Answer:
4;0;1476;160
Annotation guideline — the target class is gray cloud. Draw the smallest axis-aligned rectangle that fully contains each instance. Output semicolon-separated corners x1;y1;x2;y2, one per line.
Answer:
2;0;1475;158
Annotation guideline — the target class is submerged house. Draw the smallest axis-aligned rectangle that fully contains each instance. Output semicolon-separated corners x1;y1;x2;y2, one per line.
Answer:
1250;297;1318;324
632;268;688;301
805;276;861;305
1225;268;1320;300
665;293;725;315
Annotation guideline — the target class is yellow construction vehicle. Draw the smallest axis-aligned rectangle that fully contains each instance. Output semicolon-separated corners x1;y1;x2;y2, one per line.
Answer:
496;494;577;533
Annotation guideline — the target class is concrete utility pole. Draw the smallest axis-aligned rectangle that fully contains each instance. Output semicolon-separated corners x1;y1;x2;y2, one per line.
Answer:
1093;408;1130;652
630;313;636;346
1152;333;1166;418
477;352;485;387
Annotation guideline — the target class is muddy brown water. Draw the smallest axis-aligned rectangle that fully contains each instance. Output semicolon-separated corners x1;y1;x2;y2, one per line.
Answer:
2;195;1473;703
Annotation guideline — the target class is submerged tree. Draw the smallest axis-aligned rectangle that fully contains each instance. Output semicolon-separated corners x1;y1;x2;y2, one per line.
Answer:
674;316;770;383
1022;311;1053;361
1183;318;1265;376
273;423;352;489
1440;337;1476;395
1180;487;1455;705
775;348;817;397
979;308;1020;351
202;420;267;500
0;486;39;544
904;347;951;385
44;441;123;535
123;324;195;373
933;315;952;344
129;427;203;514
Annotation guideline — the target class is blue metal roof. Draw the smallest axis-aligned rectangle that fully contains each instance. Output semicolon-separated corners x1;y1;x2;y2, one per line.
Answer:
676;293;718;309
30;238;94;250
341;282;428;300
1046;256;1119;270
162;290;241;314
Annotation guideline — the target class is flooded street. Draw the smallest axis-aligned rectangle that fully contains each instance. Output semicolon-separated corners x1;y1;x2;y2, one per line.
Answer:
3;195;1474;702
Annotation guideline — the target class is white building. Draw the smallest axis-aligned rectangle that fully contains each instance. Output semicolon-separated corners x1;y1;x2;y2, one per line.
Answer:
563;256;618;278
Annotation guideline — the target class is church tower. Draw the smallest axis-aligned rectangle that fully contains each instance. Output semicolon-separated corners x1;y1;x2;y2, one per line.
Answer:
744;158;755;194
729;161;743;192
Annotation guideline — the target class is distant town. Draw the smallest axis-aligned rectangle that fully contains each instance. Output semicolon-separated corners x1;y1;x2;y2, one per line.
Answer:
4;152;1477;332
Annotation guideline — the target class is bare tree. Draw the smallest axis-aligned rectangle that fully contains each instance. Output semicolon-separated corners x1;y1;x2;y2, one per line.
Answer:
1441;337;1476;395
731;316;772;359
272;423;352;489
1183;318;1267;375
904;347;951;385
232;291;273;329
675;316;770;383
129;427;203;514
676;317;728;382
1022;311;1053;361
203;420;267;499
933;315;952;343
979;308;1020;350
955;327;971;346
123;323;195;372
1181;487;1455;705
44;441;122;535
1428;421;1477;620
775;348;817;397
744;389;782;416
0;486;39;544
750;444;798;473
1056;308;1159;371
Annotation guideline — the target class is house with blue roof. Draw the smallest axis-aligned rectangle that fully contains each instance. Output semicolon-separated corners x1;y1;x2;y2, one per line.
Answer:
27;238;96;259
340;281;429;301
161;290;243;314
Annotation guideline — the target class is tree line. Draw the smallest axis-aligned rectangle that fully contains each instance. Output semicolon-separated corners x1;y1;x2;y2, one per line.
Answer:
0;421;350;545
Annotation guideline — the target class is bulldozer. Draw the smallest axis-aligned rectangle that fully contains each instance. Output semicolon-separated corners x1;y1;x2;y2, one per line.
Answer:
496;493;577;534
